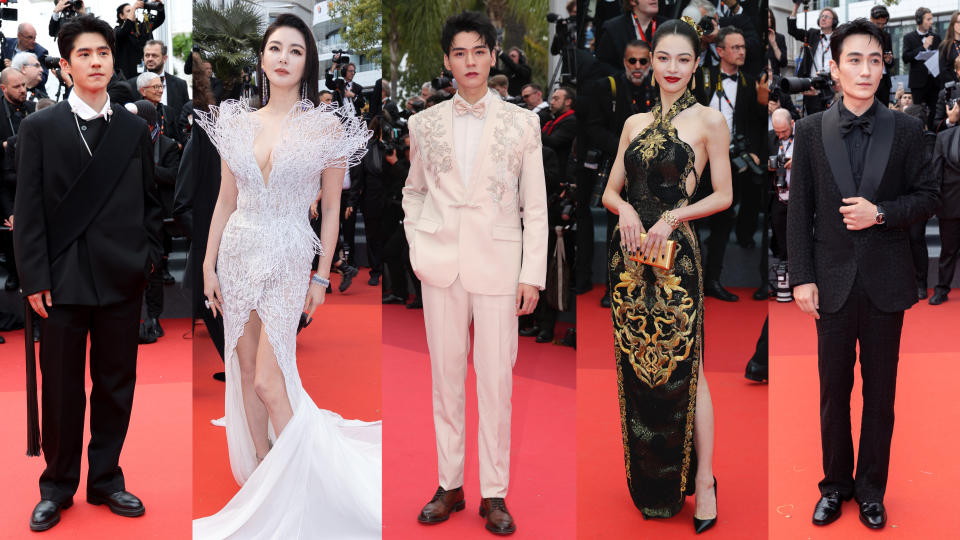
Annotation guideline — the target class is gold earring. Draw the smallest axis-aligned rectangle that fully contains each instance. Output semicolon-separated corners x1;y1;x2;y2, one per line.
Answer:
691;76;696;90
651;76;656;88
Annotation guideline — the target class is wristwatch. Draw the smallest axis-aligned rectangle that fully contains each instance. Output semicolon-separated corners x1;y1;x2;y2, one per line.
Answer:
875;204;886;225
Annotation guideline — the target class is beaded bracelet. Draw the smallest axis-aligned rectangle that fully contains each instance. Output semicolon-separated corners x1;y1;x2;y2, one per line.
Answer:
661;210;681;229
311;274;330;287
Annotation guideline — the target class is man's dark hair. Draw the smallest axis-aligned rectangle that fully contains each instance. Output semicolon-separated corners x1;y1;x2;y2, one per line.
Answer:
440;11;496;56
651;19;701;58
623;39;650;57
557;85;576;102
830;18;885;64
717;26;745;47
258;13;320;106
144;39;167;56
319;89;333;98
58;14;116;60
903;104;928;129
870;6;889;21
916;7;932;26
521;82;542;94
116;3;129;25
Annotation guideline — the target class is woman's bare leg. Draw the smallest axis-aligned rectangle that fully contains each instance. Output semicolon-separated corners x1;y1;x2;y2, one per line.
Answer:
694;360;717;519
253;326;295;437
235;310;271;460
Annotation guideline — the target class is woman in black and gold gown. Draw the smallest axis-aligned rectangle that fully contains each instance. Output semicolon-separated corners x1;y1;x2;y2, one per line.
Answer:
601;18;733;533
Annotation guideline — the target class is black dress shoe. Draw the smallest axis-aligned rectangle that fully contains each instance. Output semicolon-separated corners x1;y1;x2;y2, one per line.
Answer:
858;501;886;529
600;293;611;308
338;264;359;292
693;477;718;534
407;298;423;309
0;334;5;343
87;490;145;517
4;277;18;291
744;358;767;382
519;326;540;337
535;330;554;343
573;282;593;295
704;280;739;302
161;268;175;285
30;498;72;531
752;284;772;301
368;273;380;286
930;290;949;305
918;285;928;300
561;328;576;348
382;293;406;304
138;318;159;344
812;492;844;526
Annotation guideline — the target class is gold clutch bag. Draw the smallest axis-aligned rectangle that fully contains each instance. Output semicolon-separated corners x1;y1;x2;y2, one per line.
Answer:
628;233;678;270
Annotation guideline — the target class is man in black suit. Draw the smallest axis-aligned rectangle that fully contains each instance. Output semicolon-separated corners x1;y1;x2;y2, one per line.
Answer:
130;40;188;141
575;39;654;298
903;7;941;128
325;54;365;115
136;71;177;144
520;83;551;127
930;123;960;304
113;1;165;79
788;20;939;530
542;86;577;179
869;5;896;105
694;26;766;301
13;15;162;532
0;68;36;292
787;3;839;114
595;0;666;73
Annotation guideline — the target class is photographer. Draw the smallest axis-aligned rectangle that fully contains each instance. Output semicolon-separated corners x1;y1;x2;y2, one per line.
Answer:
903;7;941;128
2;24;50;87
543;86;577;179
930;122;960;305
325;53;364;116
870;5;896;105
768;109;793;299
0;68;33;293
496;47;531;97
114;1;166;79
934;56;960;132
786;3;839;114
50;0;87;38
595;0;666;73
694;26;767;301
11;52;48;101
382;130;422;308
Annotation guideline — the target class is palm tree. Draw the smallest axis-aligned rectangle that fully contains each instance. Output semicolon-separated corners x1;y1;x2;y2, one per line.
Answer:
193;0;264;98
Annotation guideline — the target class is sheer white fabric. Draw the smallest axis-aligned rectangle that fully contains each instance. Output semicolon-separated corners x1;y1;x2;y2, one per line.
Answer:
192;100;381;539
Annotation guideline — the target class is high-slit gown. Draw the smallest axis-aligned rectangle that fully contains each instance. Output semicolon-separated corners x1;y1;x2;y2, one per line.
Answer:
193;100;381;539
608;90;704;518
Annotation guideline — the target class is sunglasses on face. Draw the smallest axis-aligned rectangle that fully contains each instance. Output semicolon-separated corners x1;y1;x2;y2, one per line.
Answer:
627;57;649;66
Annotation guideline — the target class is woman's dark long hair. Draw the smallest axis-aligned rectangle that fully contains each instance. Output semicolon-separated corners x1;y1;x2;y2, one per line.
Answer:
192;52;216;113
257;13;320;107
940;11;960;56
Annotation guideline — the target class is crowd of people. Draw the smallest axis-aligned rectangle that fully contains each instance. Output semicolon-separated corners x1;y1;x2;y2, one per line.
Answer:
769;4;960;305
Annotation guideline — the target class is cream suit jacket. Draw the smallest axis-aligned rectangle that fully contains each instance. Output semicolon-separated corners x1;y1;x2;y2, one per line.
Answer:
402;96;548;296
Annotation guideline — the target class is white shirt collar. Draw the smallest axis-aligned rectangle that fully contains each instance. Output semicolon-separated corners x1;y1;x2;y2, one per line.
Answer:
68;91;112;121
452;89;495;118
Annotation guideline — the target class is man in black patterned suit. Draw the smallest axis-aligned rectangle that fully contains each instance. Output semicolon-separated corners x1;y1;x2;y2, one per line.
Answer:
787;20;939;530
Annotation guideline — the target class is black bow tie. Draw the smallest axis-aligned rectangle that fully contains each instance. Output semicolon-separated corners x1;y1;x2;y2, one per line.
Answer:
839;113;873;136
721;72;738;82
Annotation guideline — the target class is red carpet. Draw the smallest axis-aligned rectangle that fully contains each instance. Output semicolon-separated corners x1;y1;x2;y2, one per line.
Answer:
0;318;192;539
577;286;768;538
192;272;382;518
770;298;960;538
382;304;576;539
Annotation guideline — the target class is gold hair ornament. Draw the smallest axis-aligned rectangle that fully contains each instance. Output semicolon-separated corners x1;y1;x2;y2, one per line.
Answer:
681;16;705;40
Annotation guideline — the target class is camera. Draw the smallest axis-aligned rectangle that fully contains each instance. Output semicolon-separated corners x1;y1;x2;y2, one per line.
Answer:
730;133;763;175
768;154;788;191
431;72;453;92
332;50;350;65
142;2;163;11
780;71;833;94
61;0;84;17
945;81;960;109
40;55;62;70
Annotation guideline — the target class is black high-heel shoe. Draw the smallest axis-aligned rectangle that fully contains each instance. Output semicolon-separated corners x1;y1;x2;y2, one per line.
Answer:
693;477;718;534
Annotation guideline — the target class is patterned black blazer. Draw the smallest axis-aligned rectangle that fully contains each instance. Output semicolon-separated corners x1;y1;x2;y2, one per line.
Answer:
786;101;940;313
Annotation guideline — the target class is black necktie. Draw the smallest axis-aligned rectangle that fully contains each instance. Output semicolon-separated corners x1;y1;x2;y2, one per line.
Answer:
839;114;873;136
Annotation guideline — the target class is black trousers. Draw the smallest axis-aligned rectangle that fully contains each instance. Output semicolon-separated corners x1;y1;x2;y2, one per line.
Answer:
771;199;789;260
573;167;594;289
936;217;960;292
815;277;903;503
341;198;357;265
383;222;420;300
37;298;141;503
735;172;763;246
1;229;16;282
908;219;928;284
362;205;384;276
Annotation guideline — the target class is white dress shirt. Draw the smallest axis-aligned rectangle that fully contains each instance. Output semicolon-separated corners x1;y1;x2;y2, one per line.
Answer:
709;71;738;137
68;91;112;121
812;33;832;74
451;89;494;188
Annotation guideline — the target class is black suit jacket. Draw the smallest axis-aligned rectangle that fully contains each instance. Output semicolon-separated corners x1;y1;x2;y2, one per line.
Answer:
786;18;830;78
595;14;668;73
126;72;189;127
581;71;653;158
933;126;960;219
903;30;941;92
113;7;165;79
767;31;788;70
694;65;765;156
13;102;162;305
787;103;940;313
542;112;577;181
325;72;365;114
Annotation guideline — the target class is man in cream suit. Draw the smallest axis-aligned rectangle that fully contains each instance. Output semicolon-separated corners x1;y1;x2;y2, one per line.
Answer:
403;11;548;536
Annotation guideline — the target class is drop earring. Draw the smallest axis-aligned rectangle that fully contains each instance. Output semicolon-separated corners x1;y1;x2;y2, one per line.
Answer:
651;75;656;88
300;80;307;101
261;70;270;107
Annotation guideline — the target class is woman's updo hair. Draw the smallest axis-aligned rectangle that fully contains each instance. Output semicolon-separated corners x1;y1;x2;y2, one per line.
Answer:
650;18;702;59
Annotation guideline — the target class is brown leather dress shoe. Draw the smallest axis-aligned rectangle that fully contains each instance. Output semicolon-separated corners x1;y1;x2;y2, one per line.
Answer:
480;497;516;535
417;486;465;524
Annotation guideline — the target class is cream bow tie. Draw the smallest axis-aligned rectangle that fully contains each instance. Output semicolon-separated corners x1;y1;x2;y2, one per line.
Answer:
454;98;486;118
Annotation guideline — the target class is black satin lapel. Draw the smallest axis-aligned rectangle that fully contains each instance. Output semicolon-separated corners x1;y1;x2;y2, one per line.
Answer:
820;106;857;198
857;103;894;200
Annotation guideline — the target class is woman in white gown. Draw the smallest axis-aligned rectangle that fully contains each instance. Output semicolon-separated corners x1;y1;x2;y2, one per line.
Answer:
193;13;381;539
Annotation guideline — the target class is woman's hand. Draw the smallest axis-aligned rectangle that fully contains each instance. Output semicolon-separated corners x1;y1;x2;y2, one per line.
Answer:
303;282;326;318
203;267;223;319
639;218;674;264
618;203;645;255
